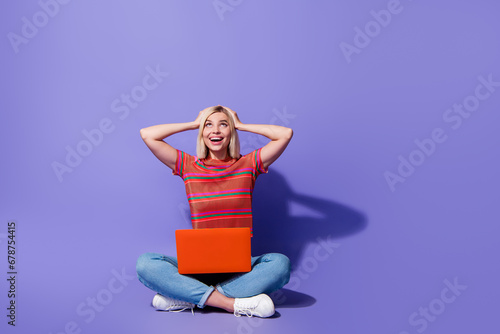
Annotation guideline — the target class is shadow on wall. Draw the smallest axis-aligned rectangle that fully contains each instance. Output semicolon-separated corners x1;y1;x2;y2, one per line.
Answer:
251;169;367;269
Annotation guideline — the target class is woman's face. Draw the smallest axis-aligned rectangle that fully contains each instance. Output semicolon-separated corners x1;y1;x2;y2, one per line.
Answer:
202;112;232;157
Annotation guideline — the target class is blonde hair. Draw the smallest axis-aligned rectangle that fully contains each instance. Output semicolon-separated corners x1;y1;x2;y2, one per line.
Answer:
196;106;241;159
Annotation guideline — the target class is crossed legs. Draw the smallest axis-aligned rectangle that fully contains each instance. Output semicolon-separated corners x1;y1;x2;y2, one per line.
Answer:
136;252;291;312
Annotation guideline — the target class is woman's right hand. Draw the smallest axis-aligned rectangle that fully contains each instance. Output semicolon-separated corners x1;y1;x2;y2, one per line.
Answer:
193;106;215;128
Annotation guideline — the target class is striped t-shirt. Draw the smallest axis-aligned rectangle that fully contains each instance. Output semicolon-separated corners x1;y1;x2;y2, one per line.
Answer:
173;148;268;235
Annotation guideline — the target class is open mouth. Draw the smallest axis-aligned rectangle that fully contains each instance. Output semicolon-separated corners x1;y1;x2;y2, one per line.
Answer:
210;137;224;143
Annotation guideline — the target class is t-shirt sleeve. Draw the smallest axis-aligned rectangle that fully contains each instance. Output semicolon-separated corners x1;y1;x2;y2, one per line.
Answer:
253;147;268;176
172;149;195;178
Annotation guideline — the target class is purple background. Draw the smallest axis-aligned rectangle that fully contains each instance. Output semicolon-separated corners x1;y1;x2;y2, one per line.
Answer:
1;1;499;333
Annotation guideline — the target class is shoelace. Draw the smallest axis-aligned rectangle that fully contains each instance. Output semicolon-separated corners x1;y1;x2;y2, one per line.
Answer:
234;302;257;317
234;309;253;317
167;304;195;315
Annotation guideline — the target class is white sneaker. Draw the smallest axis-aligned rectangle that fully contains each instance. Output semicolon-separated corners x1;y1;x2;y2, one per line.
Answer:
233;294;275;318
152;294;195;314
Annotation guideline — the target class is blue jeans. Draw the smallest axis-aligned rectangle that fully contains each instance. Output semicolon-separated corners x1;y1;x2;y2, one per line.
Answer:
136;252;291;308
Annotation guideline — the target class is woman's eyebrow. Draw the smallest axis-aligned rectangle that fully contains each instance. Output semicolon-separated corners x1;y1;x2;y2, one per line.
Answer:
205;119;227;124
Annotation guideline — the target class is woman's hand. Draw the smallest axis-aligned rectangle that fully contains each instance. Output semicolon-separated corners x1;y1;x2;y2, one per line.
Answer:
193;106;214;128
223;106;243;129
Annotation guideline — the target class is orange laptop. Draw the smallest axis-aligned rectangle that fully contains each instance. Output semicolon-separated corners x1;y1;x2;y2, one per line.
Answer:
175;228;252;274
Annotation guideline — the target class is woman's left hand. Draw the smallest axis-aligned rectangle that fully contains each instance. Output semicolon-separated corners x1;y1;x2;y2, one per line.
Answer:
223;106;243;129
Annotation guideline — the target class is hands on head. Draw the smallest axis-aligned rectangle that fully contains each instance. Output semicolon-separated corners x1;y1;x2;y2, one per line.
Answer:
194;105;242;129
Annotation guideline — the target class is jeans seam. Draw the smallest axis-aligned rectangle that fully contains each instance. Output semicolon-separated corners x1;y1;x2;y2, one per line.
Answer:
197;286;215;309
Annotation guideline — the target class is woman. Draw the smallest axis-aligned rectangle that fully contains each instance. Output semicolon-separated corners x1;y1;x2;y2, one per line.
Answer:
136;105;293;318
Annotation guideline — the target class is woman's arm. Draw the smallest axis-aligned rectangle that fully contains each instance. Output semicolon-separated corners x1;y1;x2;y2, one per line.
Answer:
140;109;208;170
225;106;293;170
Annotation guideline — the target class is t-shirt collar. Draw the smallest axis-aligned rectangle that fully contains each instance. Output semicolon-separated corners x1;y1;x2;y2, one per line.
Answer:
202;155;236;166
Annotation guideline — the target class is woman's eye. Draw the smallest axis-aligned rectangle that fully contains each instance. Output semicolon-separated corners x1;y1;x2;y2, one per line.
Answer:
205;123;212;127
221;123;228;127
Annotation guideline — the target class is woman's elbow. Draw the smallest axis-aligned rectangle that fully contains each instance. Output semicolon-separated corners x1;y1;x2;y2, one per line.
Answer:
140;128;149;140
285;127;294;140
